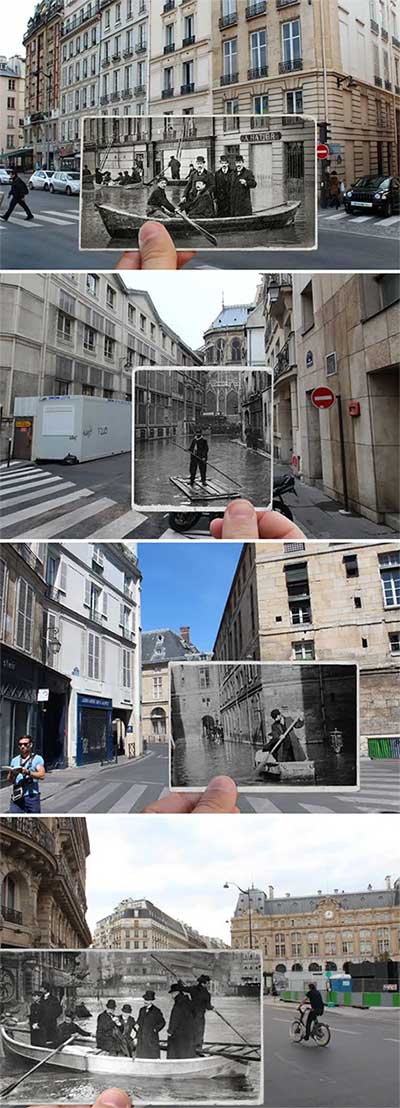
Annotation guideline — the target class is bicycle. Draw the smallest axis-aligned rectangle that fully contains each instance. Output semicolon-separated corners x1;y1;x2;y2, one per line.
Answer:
289;1004;331;1046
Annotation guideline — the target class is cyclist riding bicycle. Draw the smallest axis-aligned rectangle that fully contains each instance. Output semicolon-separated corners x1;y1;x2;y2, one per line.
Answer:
301;982;324;1040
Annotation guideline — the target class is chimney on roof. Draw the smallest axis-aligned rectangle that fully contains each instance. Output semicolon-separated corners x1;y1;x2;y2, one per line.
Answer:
368;884;372;890
385;875;392;890
317;890;322;895
180;626;190;643
268;886;274;899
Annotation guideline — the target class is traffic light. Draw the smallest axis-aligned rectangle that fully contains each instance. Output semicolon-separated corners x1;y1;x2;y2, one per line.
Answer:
319;122;332;144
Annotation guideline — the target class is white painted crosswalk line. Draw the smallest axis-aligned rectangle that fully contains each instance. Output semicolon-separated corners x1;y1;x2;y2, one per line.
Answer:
0;468;48;482
91;509;147;537
0;488;94;532
65;781;126;813
244;797;288;813
0;460;32;469
351;215;375;222
1;481;75;510
324;211;348;220
44;210;80;220
24;497;117;538
379;215;400;226
108;784;148;812
28;213;74;226
1;476;64;496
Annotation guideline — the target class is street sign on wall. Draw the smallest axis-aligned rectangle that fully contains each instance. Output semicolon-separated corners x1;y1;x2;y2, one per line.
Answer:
317;143;330;159
311;386;335;409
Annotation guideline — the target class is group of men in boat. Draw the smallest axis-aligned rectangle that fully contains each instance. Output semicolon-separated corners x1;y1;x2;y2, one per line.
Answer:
29;976;213;1061
147;154;257;221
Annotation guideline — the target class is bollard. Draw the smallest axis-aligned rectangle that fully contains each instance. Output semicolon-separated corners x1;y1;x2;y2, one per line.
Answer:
7;438;12;468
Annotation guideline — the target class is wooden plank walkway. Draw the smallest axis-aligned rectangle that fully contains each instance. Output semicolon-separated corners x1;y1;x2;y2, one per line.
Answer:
169;475;240;502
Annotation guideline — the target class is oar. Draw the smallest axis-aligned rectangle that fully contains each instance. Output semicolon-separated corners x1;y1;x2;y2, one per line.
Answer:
171;205;218;247
150;955;260;1057
0;1034;76;1098
267;717;303;761
171;439;242;488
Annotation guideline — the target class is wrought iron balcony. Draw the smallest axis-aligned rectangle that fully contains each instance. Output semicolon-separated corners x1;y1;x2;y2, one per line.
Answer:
1;817;55;854
134;84;146;96
112;51;121;61
219;12;238;29
279;57;303;73
135;41;147;53
370;18;379;33
246;1;267;18
182;34;196;46
248;65;268;79
381;27;389;41
274;333;296;381
162;86;174;97
101;57;111;67
122;87;133;98
164;42;175;53
100;94;110;103
1;905;23;925
163;0;175;10
385;79;392;89
110;91;120;101
277;0;299;6
374;75;383;86
123;47;134;57
220;71;239;85
181;82;194;94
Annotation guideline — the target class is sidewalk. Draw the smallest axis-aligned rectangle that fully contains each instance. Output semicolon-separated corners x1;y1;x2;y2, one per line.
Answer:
0;750;151;807
265;998;399;1019
273;462;397;539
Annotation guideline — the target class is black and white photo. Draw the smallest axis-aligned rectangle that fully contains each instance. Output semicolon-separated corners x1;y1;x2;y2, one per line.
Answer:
133;368;273;513
170;663;358;791
80;115;317;252
0;949;262;1105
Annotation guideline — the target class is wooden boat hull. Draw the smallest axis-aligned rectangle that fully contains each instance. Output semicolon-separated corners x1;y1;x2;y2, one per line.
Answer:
95;201;301;241
255;756;315;781
0;1026;247;1078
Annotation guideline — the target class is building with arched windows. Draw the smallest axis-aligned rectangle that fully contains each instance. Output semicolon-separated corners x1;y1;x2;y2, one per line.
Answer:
141;626;209;745
0;817;91;949
203;303;252;395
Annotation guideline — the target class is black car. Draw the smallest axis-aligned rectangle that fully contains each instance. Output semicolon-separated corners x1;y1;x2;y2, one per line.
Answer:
344;175;400;217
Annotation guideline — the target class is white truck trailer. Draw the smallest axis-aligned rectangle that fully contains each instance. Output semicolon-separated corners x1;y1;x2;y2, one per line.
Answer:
14;395;132;463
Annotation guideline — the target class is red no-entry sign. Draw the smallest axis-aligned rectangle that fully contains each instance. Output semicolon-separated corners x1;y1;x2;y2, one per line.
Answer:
311;386;335;409
317;143;330;160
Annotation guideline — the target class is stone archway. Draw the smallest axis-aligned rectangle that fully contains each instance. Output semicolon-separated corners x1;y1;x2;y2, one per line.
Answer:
151;707;167;737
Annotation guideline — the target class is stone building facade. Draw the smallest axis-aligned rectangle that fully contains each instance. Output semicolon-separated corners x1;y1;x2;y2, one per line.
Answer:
22;0;64;171
141;625;203;744
291;272;400;528
134;368;204;442
149;0;213;116
0;817;91;948
0;57;25;161
93;897;209;950
263;273;297;464
230;877;400;977
171;661;221;744
212;541;400;752
0;272;201;417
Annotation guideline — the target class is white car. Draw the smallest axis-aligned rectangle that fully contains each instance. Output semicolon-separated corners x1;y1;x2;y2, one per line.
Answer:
28;169;54;190
0;168;12;184
49;170;80;196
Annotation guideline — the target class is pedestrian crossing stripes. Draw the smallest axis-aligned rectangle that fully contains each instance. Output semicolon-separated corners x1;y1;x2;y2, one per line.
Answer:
318;209;400;235
0;462;140;539
0;208;80;230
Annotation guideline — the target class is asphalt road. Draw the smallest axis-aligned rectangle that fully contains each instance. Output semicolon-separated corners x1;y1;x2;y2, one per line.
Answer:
263;1002;399;1108
1;186;399;269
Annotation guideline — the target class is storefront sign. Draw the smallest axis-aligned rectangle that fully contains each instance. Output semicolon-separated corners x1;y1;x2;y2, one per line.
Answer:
383;983;398;991
240;132;282;143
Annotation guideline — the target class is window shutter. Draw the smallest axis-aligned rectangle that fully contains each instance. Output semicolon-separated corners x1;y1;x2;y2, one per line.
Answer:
102;591;108;617
0;559;6;627
24;585;33;652
84;579;91;607
59;561;67;593
80;629;86;677
37;543;46;563
99;636;104;681
88;631;94;678
15;579;26;648
119;603;124;627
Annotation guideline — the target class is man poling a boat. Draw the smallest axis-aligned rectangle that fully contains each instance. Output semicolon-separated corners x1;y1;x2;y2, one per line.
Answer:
187;975;213;1050
135;990;166;1059
256;711;307;774
167;981;196;1059
188;429;209;487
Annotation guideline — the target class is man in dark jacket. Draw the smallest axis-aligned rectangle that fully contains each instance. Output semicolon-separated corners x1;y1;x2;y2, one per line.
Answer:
230;155;257;216
29;991;45;1046
214;156;233;217
147;177;176;217
167;983;196;1059
182;180;214;219
1;169;34;222
183;157;214;204
120;1002;137;1056
96;998;126;1055
38;986;62;1045
168;155;181;180
57;1010;92;1045
268;709;306;762
302;982;324;1040
188;429;209;486
188;976;213;1050
136;990;166;1058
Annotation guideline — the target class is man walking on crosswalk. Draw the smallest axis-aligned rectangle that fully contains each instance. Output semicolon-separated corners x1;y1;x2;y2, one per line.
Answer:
1;169;34;223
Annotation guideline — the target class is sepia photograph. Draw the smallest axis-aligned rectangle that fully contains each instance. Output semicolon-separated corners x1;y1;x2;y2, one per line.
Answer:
79;114;317;252
0;948;262;1105
133;368;273;514
170;662;359;792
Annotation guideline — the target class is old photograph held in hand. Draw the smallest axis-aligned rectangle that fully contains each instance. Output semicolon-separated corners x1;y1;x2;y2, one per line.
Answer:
0;948;263;1105
170;662;359;792
80;114;316;252
133;368;273;513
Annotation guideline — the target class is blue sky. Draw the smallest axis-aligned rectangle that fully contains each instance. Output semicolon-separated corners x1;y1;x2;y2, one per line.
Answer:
138;542;241;650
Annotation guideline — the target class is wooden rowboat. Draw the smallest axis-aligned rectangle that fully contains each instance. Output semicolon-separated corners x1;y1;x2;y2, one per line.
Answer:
0;1025;249;1078
95;200;301;241
255;752;315;781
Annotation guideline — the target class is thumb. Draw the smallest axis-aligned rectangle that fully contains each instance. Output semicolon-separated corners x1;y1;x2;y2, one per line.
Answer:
194;776;238;814
219;499;259;539
138;221;177;269
93;1090;132;1108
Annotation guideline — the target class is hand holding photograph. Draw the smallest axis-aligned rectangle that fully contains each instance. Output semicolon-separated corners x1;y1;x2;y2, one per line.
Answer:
0;950;263;1105
80;115;317;252
170;662;359;791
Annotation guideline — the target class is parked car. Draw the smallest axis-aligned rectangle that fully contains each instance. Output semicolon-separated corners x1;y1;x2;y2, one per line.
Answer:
28;169;54;190
344;175;400;217
0;168;12;184
49;170;80;196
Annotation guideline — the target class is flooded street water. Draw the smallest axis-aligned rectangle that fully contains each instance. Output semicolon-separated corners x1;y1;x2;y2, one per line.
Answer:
134;436;271;509
173;737;357;789
80;186;315;251
1;997;261;1105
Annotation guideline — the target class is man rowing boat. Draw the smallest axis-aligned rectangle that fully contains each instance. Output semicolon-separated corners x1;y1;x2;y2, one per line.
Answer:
146;177;176;217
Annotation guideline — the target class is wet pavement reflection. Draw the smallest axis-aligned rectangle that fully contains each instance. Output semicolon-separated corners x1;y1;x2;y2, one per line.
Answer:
134;435;271;508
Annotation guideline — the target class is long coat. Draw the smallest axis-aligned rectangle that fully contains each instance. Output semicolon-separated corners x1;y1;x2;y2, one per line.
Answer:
214;168;233;217
96;1010;126;1055
167;994;196;1059
184;169;214;203
184;189;215;219
188;984;212;1049
121;1014;137;1056
136;1004;166;1058
270;715;306;762
39;994;62;1043
230;168;257;216
30;1000;46;1046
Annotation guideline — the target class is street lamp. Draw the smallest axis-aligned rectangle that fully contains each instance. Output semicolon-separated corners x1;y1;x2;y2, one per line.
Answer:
223;881;253;949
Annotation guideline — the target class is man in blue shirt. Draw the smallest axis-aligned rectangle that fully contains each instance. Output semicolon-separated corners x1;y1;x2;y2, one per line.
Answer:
7;734;45;813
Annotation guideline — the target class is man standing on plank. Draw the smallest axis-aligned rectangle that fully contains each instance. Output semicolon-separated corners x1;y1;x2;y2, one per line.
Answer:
188;429;209;487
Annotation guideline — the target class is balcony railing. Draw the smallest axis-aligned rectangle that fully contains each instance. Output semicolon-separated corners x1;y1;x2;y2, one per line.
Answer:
45;584;61;601
163;0;175;10
381;27;389;41
100;94;109;103
2;817;55;854
393;35;400;48
370;18;379;33
181;82;194;94
276;0;299;6
223;115;240;131
221;71;239;85
248;65;268;79
374;75;383;86
279;57;303;73
111;51;121;61
162;86;174;98
123;47;134;57
396;84;400;94
17;543;42;572
1;905;23;925
122;87;133;98
274;332;296;381
134;84;146;96
219;12;238;29
246;1;267;18
135;41;147;53
163;42;175;53
385;79;392;89
182;34;196;46
101;57;111;67
110;91;120;101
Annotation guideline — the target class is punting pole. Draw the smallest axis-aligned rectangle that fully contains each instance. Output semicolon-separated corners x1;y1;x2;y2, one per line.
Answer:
149;954;259;1053
171;439;243;487
0;1035;77;1098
